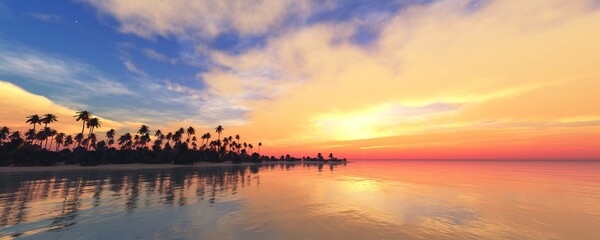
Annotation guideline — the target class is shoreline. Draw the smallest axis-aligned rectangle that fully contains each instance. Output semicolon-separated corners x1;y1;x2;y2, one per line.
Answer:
0;161;348;173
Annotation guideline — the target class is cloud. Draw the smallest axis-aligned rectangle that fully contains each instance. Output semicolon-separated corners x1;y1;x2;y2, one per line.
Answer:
123;59;146;75
61;0;600;159
82;0;315;39
0;40;241;128
0;41;133;101
142;48;178;64
142;48;166;61
204;0;600;153
0;80;125;135
25;12;63;22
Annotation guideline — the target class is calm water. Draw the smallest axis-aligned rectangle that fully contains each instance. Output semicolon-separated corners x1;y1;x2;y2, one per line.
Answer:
0;160;599;240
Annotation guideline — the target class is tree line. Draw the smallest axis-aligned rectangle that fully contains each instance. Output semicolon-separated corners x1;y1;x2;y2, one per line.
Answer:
0;111;345;166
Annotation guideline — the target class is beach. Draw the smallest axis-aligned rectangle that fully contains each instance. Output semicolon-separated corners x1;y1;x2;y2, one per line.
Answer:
0;161;347;173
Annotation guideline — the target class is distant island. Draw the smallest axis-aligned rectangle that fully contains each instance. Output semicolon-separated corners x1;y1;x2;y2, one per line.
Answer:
0;111;346;167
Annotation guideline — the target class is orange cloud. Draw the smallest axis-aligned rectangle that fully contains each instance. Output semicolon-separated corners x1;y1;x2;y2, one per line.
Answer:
205;0;600;159
0;80;125;135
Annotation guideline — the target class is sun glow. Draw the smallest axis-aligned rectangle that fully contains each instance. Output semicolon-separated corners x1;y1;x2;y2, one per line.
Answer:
340;176;383;193
307;105;396;141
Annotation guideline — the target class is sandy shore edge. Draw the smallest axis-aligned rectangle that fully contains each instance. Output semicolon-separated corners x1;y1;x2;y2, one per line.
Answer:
0;161;348;173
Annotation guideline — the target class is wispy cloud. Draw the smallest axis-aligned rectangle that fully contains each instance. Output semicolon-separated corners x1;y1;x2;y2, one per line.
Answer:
0;43;249;128
44;0;600;159
0;80;126;134
123;59;146;75
82;0;316;40
25;12;63;22
0;41;133;100
142;48;178;64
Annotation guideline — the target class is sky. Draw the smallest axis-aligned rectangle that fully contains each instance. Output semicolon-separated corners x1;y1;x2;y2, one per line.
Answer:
1;0;599;159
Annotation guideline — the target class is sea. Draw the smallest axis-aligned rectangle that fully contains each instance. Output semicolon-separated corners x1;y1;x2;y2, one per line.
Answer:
0;160;599;239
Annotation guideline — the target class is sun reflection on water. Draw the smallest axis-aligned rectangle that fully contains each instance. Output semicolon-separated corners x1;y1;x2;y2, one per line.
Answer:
0;161;599;239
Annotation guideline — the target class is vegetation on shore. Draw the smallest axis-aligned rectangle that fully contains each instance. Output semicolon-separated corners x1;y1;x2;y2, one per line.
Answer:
0;111;346;166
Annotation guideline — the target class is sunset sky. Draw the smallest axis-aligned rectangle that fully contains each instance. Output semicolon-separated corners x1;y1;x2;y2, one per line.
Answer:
1;0;599;159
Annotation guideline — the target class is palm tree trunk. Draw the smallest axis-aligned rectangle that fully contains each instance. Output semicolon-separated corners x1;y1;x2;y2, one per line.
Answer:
31;123;37;144
77;122;85;147
86;127;94;151
48;137;54;150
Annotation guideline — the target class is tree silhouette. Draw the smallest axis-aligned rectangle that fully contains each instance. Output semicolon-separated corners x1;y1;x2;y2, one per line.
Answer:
46;128;57;149
55;133;66;151
41;113;58;128
65;135;74;149
74;111;91;147
86;118;101;150
258;142;262;154
0;126;9;145
1;111;345;167
215;125;224;151
25;114;41;144
186;127;195;144
137;125;151;148
106;129;116;148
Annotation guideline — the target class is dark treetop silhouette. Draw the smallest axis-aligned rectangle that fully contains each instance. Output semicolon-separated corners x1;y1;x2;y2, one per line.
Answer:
0;111;346;166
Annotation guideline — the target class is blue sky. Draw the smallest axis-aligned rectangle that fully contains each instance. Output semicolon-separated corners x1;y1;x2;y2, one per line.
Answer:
2;0;600;159
0;0;469;126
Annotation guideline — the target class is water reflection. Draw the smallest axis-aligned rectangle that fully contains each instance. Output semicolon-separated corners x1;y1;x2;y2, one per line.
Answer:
1;161;599;240
0;162;346;238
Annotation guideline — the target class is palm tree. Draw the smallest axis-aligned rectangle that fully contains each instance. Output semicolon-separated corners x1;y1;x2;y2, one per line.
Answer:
249;143;253;154
74;133;84;147
25;129;36;143
258;142;262;154
166;132;173;146
223;137;229;152
155;129;162;139
87;118;101;136
41;113;58;128
201;133;212;149
88;133;97;150
136;125;151;148
74;111;91;147
65;135;74;149
9;131;22;143
138;125;150;136
118;133;133;150
106;129;116;148
38;128;50;147
40;114;58;148
133;134;140;148
25;114;41;144
55;133;65;151
46;129;57;149
139;134;151;148
186;126;195;143
172;130;183;145
86;118;101;150
0;126;9;145
215;125;224;151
